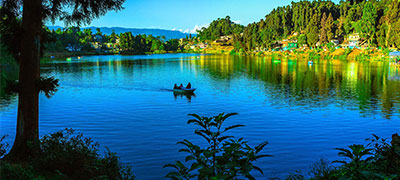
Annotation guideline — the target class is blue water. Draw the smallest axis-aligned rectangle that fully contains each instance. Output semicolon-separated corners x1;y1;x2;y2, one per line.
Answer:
1;54;400;179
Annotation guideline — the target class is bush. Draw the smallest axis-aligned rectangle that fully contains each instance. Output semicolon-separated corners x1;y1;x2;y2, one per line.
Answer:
164;113;271;180
308;158;335;180
0;135;8;158
331;134;400;180
0;161;42;180
1;129;135;180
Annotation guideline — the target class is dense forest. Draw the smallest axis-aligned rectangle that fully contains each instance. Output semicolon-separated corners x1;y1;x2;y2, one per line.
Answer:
197;16;244;41
45;27;182;55
198;0;400;51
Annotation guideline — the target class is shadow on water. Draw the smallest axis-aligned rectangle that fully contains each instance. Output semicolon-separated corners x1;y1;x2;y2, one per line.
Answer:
173;91;196;102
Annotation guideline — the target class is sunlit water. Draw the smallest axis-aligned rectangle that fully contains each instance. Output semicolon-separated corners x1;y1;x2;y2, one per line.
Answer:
1;54;400;179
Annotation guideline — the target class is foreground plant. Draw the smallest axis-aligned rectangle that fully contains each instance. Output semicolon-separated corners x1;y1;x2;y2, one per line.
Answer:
1;129;135;180
164;113;271;180
332;134;400;180
333;144;373;179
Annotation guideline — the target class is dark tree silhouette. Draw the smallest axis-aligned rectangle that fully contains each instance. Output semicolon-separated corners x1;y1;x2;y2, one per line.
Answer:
0;0;125;161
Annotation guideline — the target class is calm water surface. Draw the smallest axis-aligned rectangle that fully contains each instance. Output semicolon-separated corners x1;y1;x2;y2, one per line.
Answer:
1;54;400;179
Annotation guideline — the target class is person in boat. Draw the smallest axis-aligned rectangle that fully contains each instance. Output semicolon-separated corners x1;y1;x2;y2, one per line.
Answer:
174;84;178;89
179;84;184;89
186;82;191;89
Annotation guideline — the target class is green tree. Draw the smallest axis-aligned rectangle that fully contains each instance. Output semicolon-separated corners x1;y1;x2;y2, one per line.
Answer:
0;0;125;161
320;13;328;44
306;14;320;48
326;13;335;42
297;34;307;47
198;16;244;41
354;2;377;47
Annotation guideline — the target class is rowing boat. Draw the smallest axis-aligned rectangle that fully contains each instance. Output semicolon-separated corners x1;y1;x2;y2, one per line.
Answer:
173;88;196;93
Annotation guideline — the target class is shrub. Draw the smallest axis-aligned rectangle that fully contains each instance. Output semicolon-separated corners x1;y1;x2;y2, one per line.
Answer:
308;158;336;180
1;129;135;180
0;135;8;158
285;171;305;180
0;161;42;180
164;113;271;180
366;134;400;178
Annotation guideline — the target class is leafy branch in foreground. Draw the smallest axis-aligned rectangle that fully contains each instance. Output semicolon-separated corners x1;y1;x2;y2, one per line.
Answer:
164;112;271;180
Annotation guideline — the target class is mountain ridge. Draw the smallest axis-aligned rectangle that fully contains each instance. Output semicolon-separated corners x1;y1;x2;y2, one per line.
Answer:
47;26;193;40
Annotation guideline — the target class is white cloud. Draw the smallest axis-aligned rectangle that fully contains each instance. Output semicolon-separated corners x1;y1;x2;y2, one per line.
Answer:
232;20;241;24
172;24;209;34
188;24;208;34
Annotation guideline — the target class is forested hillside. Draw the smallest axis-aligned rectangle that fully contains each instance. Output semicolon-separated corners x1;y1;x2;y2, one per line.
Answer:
198;0;400;51
197;16;244;41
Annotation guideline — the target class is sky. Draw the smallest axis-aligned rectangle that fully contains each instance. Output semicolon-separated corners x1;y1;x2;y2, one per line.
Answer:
49;0;341;33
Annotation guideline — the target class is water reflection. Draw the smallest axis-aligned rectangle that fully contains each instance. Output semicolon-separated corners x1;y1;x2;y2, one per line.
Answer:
173;92;196;102
2;54;400;180
189;55;400;119
2;54;400;119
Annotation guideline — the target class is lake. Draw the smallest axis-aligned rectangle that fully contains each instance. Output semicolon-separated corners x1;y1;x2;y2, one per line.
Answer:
1;53;400;179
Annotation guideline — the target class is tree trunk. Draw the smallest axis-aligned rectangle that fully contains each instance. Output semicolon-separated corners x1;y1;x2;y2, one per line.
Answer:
386;22;391;48
7;0;42;161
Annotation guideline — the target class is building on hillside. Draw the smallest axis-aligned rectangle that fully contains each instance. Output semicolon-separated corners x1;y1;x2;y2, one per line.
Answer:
65;44;81;52
215;35;232;43
280;39;298;51
330;39;340;46
91;42;102;51
389;51;400;62
94;34;103;42
105;43;114;49
348;33;360;49
288;42;298;49
198;43;208;49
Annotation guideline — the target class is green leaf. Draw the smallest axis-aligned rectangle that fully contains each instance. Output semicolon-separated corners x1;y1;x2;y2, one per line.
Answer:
255;141;269;153
223;124;245;132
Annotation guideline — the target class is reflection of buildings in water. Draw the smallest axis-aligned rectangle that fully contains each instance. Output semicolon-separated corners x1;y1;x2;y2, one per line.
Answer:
173;92;196;102
388;65;400;81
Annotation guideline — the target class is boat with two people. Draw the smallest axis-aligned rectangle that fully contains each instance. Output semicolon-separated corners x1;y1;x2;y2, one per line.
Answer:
173;82;196;93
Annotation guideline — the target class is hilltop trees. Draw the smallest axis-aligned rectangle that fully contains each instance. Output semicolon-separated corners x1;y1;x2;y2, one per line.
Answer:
306;14;320;48
197;16;244;41
218;0;400;52
0;0;125;161
320;13;328;44
354;2;377;46
326;13;335;42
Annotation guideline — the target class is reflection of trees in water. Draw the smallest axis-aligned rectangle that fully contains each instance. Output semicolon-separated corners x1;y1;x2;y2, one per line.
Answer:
0;62;19;111
192;55;400;119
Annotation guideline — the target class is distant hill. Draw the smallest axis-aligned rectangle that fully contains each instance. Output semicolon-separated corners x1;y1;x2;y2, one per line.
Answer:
47;26;193;40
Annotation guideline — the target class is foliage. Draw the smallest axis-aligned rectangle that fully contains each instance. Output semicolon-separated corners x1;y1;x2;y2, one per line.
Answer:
164;113;271;180
286;133;400;180
231;0;400;51
0;135;9;158
366;134;400;178
332;144;373;179
37;77;59;98
44;27;182;55
0;129;135;180
306;14;320;48
0;161;42;180
198;16;244;41
285;171;305;180
308;158;336;180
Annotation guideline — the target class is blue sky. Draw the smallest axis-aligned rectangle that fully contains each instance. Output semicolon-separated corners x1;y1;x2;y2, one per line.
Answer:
49;0;340;33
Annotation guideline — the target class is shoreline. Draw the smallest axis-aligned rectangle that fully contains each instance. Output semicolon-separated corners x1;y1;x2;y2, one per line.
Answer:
42;48;395;62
